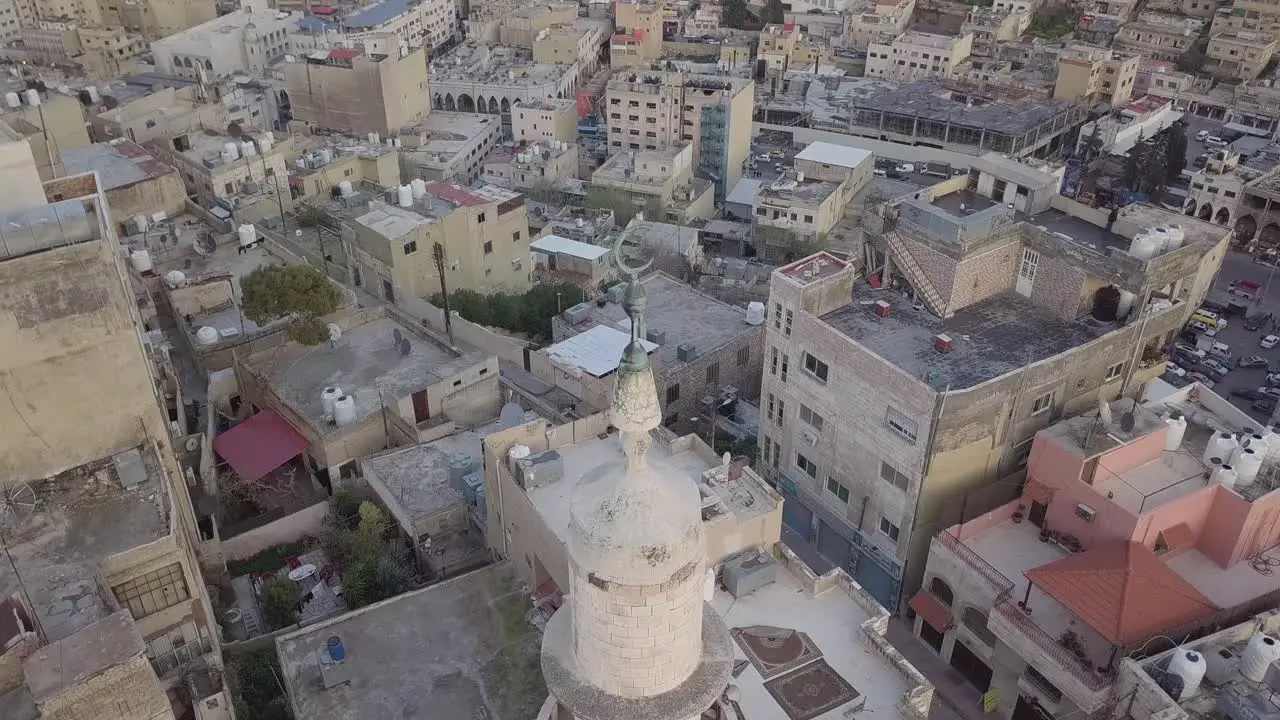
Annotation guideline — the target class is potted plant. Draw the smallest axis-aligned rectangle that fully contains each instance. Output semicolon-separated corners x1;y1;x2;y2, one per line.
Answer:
1012;504;1025;524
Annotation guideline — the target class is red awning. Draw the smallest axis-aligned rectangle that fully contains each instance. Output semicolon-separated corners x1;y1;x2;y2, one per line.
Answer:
213;409;308;482
909;590;953;631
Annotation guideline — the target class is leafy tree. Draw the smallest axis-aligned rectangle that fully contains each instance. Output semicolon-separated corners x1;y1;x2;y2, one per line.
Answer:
241;264;341;345
295;204;329;228
1165;124;1189;181
721;0;750;28
764;0;785;24
319;499;416;609
431;282;585;342
261;578;301;629
1124;137;1168;196
229;649;290;720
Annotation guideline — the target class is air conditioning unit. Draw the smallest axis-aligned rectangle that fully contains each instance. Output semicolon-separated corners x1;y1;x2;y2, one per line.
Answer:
802;428;818;446
1075;503;1096;522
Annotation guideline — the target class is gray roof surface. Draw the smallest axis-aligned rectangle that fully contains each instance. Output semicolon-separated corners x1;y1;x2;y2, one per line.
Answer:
822;291;1112;389
343;0;413;29
856;79;1073;134
726;178;763;206
276;562;544;720
63;140;175;191
23;612;145;703
363;443;466;529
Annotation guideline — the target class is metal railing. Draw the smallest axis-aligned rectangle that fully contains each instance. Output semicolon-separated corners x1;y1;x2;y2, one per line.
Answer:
151;635;214;677
935;531;1015;598
994;600;1114;691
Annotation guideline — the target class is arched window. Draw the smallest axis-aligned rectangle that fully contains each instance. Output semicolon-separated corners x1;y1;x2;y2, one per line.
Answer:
961;607;996;645
929;577;954;606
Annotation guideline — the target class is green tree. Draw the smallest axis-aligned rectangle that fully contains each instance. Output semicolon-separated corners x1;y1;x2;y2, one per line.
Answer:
241;264;341;345
1124;137;1168;196
1165;124;1189;181
1175;47;1204;74
229;649;290;720
431;283;585;342
764;0;785;23
720;0;750;28
295;204;328;228
261;578;301;629
319;499;416;609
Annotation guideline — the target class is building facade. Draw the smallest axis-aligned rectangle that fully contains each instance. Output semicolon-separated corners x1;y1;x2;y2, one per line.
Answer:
866;31;974;81
286;47;429;136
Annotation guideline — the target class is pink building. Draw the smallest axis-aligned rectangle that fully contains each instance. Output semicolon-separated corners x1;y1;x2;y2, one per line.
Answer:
911;383;1280;720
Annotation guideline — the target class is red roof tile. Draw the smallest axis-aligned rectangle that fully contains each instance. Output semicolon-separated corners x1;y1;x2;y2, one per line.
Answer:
909;590;952;631
329;48;361;60
424;182;488;207
213;409;309;482
1026;541;1217;646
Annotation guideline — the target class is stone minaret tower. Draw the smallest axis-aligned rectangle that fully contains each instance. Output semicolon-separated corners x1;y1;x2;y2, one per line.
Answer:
541;249;733;720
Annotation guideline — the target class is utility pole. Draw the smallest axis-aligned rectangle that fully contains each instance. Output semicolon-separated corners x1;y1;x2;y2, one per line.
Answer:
433;241;454;345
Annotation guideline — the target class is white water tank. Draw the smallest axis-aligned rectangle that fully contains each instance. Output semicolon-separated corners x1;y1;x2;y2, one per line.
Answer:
237;224;257;248
339;180;353;197
368;132;380;144
411;178;427;199
241;141;257;157
333;395;357;427
1164;416;1187;452
1212;463;1238;490
1236;449;1262;487
223;141;240;161
397;184;413;208
1242;634;1280;682
1117;289;1137;319
1262;426;1280;464
23;89;39;106
4;91;18;108
129;249;153;274
196;326;220;345
745;301;765;326
1168;649;1206;700
86;85;99;103
508;444;531;473
1129;230;1162;260
164;270;186;288
258;136;273;153
321;386;344;418
1203;432;1238;466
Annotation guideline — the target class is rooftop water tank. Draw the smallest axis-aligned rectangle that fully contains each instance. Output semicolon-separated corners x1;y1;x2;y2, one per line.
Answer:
258;136;273;153
1169;649;1206;700
333;395;357;427
327;636;345;662
4;91;19;108
1129;230;1162;260
241;140;257;157
1236;448;1262;487
129;249;153;274
164;270;186;288
237;224;257;248
339;180;353;197
196;326;220;345
223;141;240;161
1243;634;1280;682
1164;416;1187;452
1212;463;1237;490
321;386;343;418
745;301;765;326
411;178;427;199
1203;432;1238;466
507;444;531;473
23;89;39;106
397;184;413;208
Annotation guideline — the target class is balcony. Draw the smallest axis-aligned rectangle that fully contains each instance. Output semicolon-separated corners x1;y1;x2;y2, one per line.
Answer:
989;600;1115;712
151;635;214;678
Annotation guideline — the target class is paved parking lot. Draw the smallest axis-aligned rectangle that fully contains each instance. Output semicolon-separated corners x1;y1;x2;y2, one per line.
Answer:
1186;250;1280;425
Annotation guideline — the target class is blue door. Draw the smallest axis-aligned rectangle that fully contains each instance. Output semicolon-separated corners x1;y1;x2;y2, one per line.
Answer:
782;494;814;540
852;551;902;611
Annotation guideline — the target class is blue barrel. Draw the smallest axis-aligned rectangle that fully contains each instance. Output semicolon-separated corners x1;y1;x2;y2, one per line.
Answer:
327;636;345;662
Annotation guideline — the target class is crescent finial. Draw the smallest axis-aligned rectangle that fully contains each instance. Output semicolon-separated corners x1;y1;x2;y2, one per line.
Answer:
612;232;653;280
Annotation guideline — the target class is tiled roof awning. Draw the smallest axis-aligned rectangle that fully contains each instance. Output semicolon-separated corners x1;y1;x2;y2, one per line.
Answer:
909;590;953;631
1023;479;1055;505
213;409;309;482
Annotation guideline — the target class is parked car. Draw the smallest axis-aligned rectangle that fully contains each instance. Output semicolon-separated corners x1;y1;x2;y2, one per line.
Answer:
1265;372;1280;386
895;163;916;173
1173;342;1206;358
1208;342;1232;362
1196;358;1231;378
1205;136;1228;148
1260;386;1280;400
1246;315;1266;331
1231;388;1270;401
1239;356;1270;369
1189;320;1218;336
1230;280;1263;299
1253;399;1277;414
756;154;772;161
1196;130;1210;141
1262;335;1279;349
1187;372;1216;387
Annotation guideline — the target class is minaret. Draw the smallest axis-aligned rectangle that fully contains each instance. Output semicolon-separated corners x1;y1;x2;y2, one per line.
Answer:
541;245;733;720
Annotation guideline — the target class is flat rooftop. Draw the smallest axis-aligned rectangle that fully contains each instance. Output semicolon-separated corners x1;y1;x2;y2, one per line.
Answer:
0;445;170;642
276;562;544;720
712;564;915;720
574;272;756;372
757;172;842;206
931;189;996;218
852;79;1075;135
249;316;484;431
429;43;573;86
24;611;146;704
822;291;1112;389
61;139;176;191
593;145;689;186
363;444;466;532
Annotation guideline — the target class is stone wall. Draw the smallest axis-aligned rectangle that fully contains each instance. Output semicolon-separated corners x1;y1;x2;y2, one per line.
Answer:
220;500;330;560
35;654;174;720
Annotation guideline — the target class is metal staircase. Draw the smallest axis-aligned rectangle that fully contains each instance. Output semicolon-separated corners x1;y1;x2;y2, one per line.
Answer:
884;228;948;318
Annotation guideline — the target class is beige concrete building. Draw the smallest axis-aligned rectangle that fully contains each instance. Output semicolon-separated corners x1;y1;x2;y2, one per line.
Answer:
591;143;716;224
512;98;578;144
532;19;607;81
0;90;91;180
866;31;974;82
495;0;577;46
289;135;402;200
753;142;873;246
400;112;504;184
961;7;1029;57
151;3;295;80
1205;29;1277;81
1053;45;1140;107
1112;13;1206;62
328;181;531;300
605;71;754;199
482;140;579;190
107;0;216;38
89;82;231;145
611;0;662;67
758;23;831;73
286;47;429;136
148;127;293;215
61;139;188;235
760;186;1229;613
843;0;916;50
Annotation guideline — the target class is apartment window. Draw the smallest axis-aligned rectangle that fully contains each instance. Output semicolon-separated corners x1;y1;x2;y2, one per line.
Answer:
706;362;720;386
796;452;817;478
804;214;813;223
344;168;354;177
879;516;900;542
780;353;788;382
113;563;189;620
1225;190;1238;198
224;182;234;194
802;352;829;382
403;241;418;255
610;112;621;119
767;394;785;427
880;461;910;491
784;309;793;337
766;437;780;469
628;115;639;121
1104;362;1124;382
756;207;768;216
483;240;493;254
512;230;521;241
1032;392;1053;415
478;212;486;223
773;302;783;329
736;346;749;366
826;477;850;503
667;384;681;403
886;407;917;443
799;403;824;431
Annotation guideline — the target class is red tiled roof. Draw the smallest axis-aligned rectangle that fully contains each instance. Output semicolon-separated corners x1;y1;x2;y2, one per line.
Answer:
1026;541;1217;646
424;181;488;207
329;48;361;60
909;590;953;631
213;409;309;482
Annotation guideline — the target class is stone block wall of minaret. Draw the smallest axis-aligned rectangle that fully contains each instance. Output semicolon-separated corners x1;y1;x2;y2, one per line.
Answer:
569;555;705;697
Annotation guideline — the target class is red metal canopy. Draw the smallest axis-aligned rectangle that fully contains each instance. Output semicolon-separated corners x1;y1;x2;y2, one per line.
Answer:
213;409;308;482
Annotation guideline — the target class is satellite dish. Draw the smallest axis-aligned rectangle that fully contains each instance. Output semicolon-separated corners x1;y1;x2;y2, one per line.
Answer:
0;483;36;530
1119;412;1135;433
499;401;524;427
399;337;411;355
327;323;342;342
193;232;216;256
393;328;403;346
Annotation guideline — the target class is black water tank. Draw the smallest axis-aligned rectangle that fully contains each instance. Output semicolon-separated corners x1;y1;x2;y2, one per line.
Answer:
1093;286;1121;321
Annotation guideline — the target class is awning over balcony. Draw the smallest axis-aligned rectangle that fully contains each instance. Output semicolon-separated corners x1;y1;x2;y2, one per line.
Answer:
213;408;309;482
909;590;953;631
1025;541;1217;646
